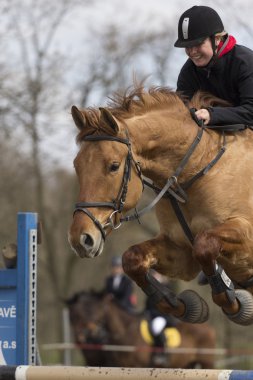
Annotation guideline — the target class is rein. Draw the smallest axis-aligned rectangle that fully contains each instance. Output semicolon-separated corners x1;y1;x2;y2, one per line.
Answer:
73;112;246;244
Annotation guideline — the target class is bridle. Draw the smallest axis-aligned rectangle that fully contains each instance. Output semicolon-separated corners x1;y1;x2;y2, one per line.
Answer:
73;112;245;244
74;130;142;240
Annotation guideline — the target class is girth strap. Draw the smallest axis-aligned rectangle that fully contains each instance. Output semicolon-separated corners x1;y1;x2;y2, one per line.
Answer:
169;196;195;244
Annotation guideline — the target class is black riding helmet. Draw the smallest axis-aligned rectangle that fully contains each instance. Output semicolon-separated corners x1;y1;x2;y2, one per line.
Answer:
174;6;224;48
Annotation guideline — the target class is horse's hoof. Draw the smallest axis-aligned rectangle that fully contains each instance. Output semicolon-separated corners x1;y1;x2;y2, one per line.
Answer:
223;289;253;326
177;289;209;323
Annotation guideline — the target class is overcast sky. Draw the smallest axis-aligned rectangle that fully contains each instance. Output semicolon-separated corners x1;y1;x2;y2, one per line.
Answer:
60;0;253;89
45;0;253;170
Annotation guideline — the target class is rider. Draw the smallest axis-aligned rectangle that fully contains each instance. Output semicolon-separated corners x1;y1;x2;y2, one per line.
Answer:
174;5;253;126
145;270;178;367
105;256;137;312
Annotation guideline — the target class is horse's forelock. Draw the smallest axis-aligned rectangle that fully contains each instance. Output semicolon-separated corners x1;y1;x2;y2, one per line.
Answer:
76;108;121;143
76;108;101;143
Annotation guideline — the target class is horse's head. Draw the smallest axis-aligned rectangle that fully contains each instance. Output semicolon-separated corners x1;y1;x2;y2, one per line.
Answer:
66;291;109;345
68;105;143;258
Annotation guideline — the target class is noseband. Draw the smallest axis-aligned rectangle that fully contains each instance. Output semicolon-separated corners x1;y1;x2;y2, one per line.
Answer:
74;131;142;240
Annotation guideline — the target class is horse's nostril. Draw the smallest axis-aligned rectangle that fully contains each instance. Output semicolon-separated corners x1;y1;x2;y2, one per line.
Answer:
82;234;94;247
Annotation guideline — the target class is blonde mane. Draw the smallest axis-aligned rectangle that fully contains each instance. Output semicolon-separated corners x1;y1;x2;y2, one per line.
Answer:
76;87;187;143
108;86;187;119
76;87;230;143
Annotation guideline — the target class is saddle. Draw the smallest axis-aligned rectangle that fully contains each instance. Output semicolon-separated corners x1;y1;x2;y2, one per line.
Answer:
190;108;251;132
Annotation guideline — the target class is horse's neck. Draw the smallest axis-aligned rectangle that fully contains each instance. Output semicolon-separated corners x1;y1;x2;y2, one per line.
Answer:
127;112;209;185
105;302;134;341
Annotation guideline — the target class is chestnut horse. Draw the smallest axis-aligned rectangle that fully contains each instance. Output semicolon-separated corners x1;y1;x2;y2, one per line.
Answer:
66;290;216;368
69;86;253;326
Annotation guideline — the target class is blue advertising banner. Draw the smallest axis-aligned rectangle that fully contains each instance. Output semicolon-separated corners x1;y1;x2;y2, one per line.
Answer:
0;213;37;365
0;288;16;365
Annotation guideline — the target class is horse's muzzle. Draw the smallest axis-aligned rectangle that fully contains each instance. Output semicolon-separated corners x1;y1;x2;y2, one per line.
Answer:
68;231;104;259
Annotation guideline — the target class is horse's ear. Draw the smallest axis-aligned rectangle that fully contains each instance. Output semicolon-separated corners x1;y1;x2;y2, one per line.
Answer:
99;107;119;133
71;105;86;130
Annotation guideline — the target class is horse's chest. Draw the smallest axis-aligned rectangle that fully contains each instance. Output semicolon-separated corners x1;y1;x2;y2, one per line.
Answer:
157;200;217;242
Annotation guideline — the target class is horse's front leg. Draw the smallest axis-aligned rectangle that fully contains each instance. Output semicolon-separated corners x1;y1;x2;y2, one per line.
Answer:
122;234;208;323
193;218;253;325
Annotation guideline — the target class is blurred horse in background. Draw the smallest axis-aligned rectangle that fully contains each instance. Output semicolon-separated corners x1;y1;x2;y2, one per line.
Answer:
66;290;216;368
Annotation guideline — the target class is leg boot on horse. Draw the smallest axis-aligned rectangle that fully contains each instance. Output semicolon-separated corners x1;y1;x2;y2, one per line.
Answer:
122;238;209;324
193;222;253;326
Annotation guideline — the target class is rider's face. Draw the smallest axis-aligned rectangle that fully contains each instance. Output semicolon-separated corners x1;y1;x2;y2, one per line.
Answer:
185;38;214;67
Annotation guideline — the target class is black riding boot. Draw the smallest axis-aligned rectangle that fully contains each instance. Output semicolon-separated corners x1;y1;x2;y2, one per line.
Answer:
151;331;169;367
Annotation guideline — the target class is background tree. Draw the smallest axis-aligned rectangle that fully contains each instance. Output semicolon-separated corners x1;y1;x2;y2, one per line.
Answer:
0;0;252;367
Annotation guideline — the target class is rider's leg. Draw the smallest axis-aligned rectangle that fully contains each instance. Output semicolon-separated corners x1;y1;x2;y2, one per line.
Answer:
149;316;168;367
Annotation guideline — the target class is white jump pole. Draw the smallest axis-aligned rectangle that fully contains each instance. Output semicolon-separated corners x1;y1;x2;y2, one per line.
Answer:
1;366;253;380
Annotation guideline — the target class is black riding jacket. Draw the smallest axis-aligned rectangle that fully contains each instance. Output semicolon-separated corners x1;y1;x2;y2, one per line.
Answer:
105;274;135;311
177;44;253;125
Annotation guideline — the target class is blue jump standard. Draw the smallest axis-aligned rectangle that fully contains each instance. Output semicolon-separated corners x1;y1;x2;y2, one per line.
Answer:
0;213;38;366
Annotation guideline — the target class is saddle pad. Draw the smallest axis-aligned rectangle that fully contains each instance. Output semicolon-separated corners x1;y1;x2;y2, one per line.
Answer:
140;319;181;348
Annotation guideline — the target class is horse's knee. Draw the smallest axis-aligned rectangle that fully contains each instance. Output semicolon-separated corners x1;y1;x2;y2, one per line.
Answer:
122;246;156;288
193;231;221;268
122;247;147;277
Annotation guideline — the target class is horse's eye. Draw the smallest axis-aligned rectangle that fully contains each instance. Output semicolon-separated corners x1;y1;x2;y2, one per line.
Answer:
110;162;120;172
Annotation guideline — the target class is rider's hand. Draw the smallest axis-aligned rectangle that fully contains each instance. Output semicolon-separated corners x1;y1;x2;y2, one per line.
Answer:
195;109;211;125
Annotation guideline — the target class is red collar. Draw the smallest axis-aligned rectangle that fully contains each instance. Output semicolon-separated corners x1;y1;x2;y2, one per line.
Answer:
217;35;236;58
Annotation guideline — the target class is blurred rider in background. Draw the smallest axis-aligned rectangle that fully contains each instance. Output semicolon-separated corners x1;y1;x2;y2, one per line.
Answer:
105;256;137;312
145;270;178;367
